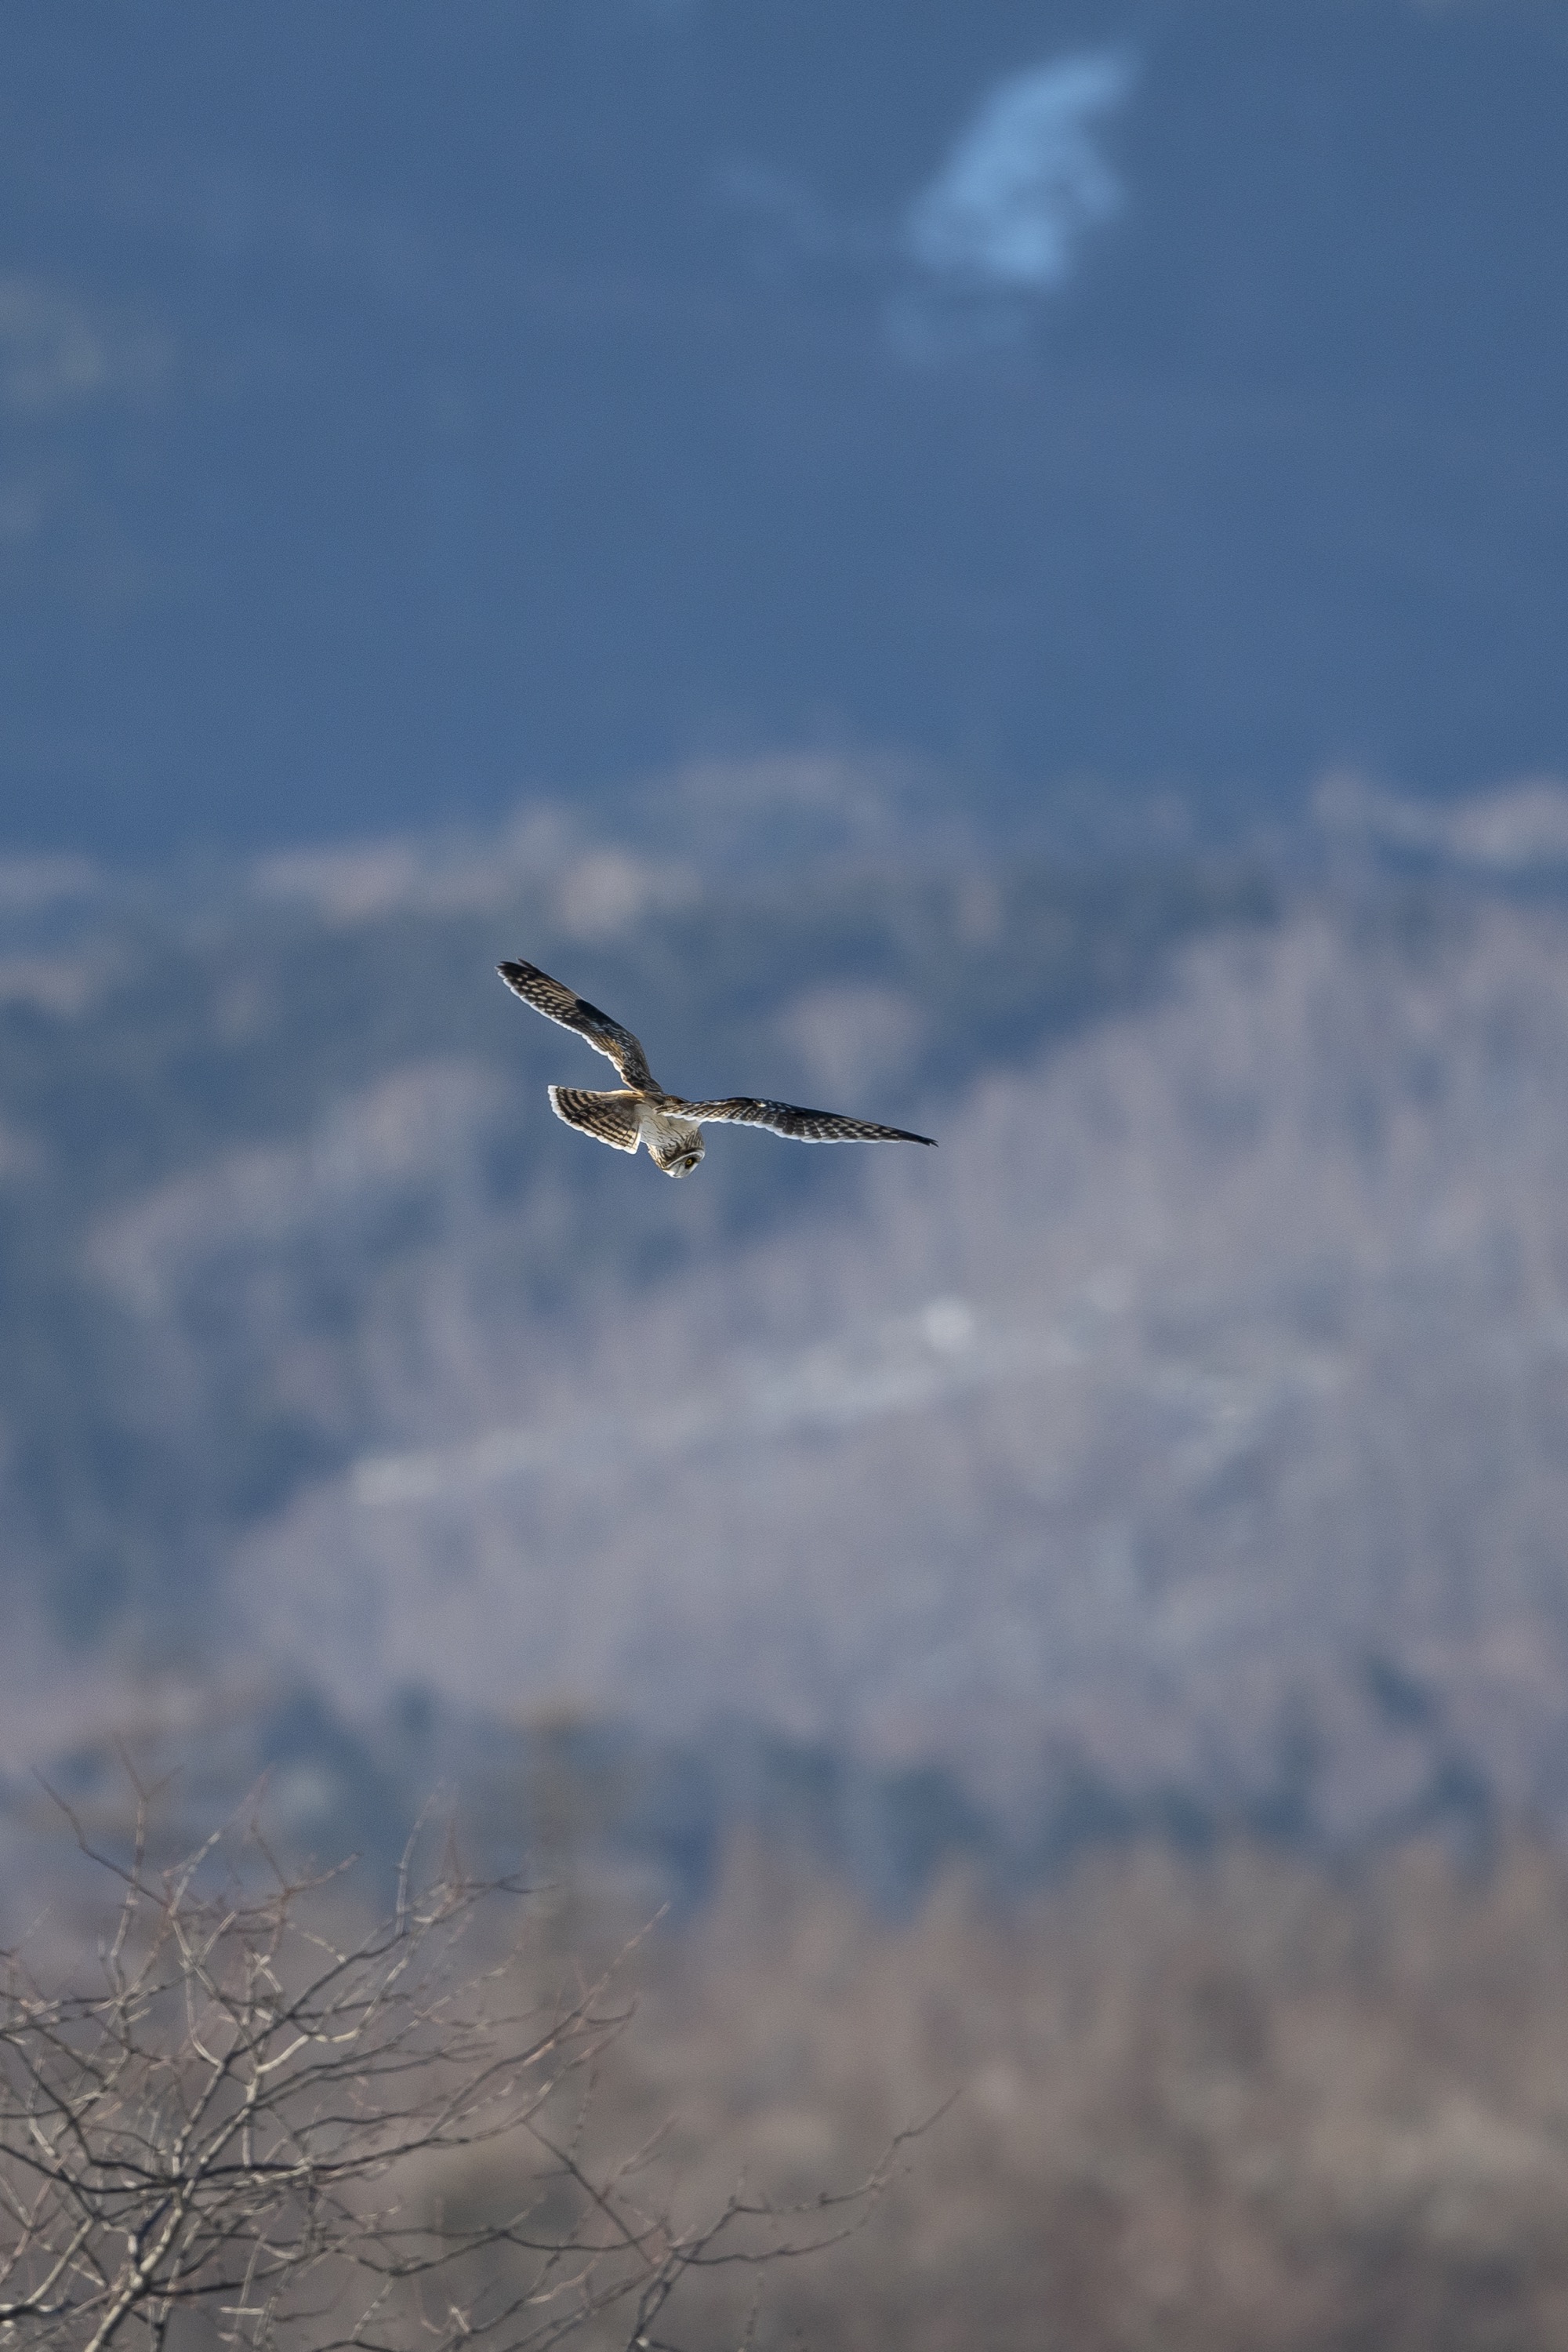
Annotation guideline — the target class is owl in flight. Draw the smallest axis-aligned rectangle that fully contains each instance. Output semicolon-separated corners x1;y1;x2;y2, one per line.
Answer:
498;958;936;1177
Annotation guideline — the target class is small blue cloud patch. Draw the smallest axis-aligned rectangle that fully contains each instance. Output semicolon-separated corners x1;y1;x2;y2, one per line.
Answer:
906;48;1138;293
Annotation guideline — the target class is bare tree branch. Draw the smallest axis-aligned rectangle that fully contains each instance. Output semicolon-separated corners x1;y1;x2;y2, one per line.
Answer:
1;1788;925;2350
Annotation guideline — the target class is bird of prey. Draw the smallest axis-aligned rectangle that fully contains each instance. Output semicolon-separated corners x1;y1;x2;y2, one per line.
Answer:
497;957;936;1177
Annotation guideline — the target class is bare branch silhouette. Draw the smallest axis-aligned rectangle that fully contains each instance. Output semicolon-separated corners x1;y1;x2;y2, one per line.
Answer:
0;1777;922;2350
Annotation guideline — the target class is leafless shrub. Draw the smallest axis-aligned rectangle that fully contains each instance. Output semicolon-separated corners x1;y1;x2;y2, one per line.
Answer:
0;1784;919;2351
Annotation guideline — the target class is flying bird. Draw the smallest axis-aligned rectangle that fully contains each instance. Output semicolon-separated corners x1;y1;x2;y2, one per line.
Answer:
497;957;936;1176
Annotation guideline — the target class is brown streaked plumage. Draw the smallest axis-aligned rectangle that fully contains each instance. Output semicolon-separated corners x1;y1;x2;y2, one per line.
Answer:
497;957;936;1178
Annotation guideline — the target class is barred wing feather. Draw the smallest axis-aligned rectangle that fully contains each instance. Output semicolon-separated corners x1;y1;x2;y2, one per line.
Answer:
679;1098;936;1145
497;960;655;1091
548;1087;642;1152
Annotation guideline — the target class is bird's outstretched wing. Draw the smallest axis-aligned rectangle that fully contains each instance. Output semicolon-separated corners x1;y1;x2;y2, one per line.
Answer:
549;1087;642;1152
497;960;656;1091
678;1098;936;1145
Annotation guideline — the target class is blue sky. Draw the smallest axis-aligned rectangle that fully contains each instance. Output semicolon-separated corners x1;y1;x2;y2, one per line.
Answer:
0;1;1565;855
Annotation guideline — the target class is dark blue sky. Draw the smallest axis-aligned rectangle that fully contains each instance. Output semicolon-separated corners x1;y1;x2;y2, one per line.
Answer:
2;0;1565;855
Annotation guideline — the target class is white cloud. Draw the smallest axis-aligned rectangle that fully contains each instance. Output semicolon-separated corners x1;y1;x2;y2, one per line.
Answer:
906;49;1137;292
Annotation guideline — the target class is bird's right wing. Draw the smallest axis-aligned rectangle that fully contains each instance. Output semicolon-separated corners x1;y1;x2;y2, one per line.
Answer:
497;959;655;1090
679;1098;936;1145
548;1087;642;1152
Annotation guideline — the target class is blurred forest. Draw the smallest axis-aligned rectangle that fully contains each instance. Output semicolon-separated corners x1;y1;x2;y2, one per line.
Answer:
8;771;1568;2341
615;1831;1568;2352
20;1790;1568;2351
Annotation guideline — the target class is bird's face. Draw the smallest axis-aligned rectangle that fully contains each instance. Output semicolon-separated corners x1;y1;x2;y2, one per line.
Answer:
663;1140;704;1177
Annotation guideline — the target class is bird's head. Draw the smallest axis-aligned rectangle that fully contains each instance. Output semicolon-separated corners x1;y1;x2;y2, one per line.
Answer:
662;1139;704;1178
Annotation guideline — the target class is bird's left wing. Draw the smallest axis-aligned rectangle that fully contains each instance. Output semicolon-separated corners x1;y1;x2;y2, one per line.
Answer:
549;1087;642;1152
497;959;655;1090
678;1098;936;1145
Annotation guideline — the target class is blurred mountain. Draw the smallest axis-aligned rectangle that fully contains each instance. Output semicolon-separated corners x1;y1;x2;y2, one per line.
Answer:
6;774;1568;1879
1;0;1566;854
0;764;1262;1632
